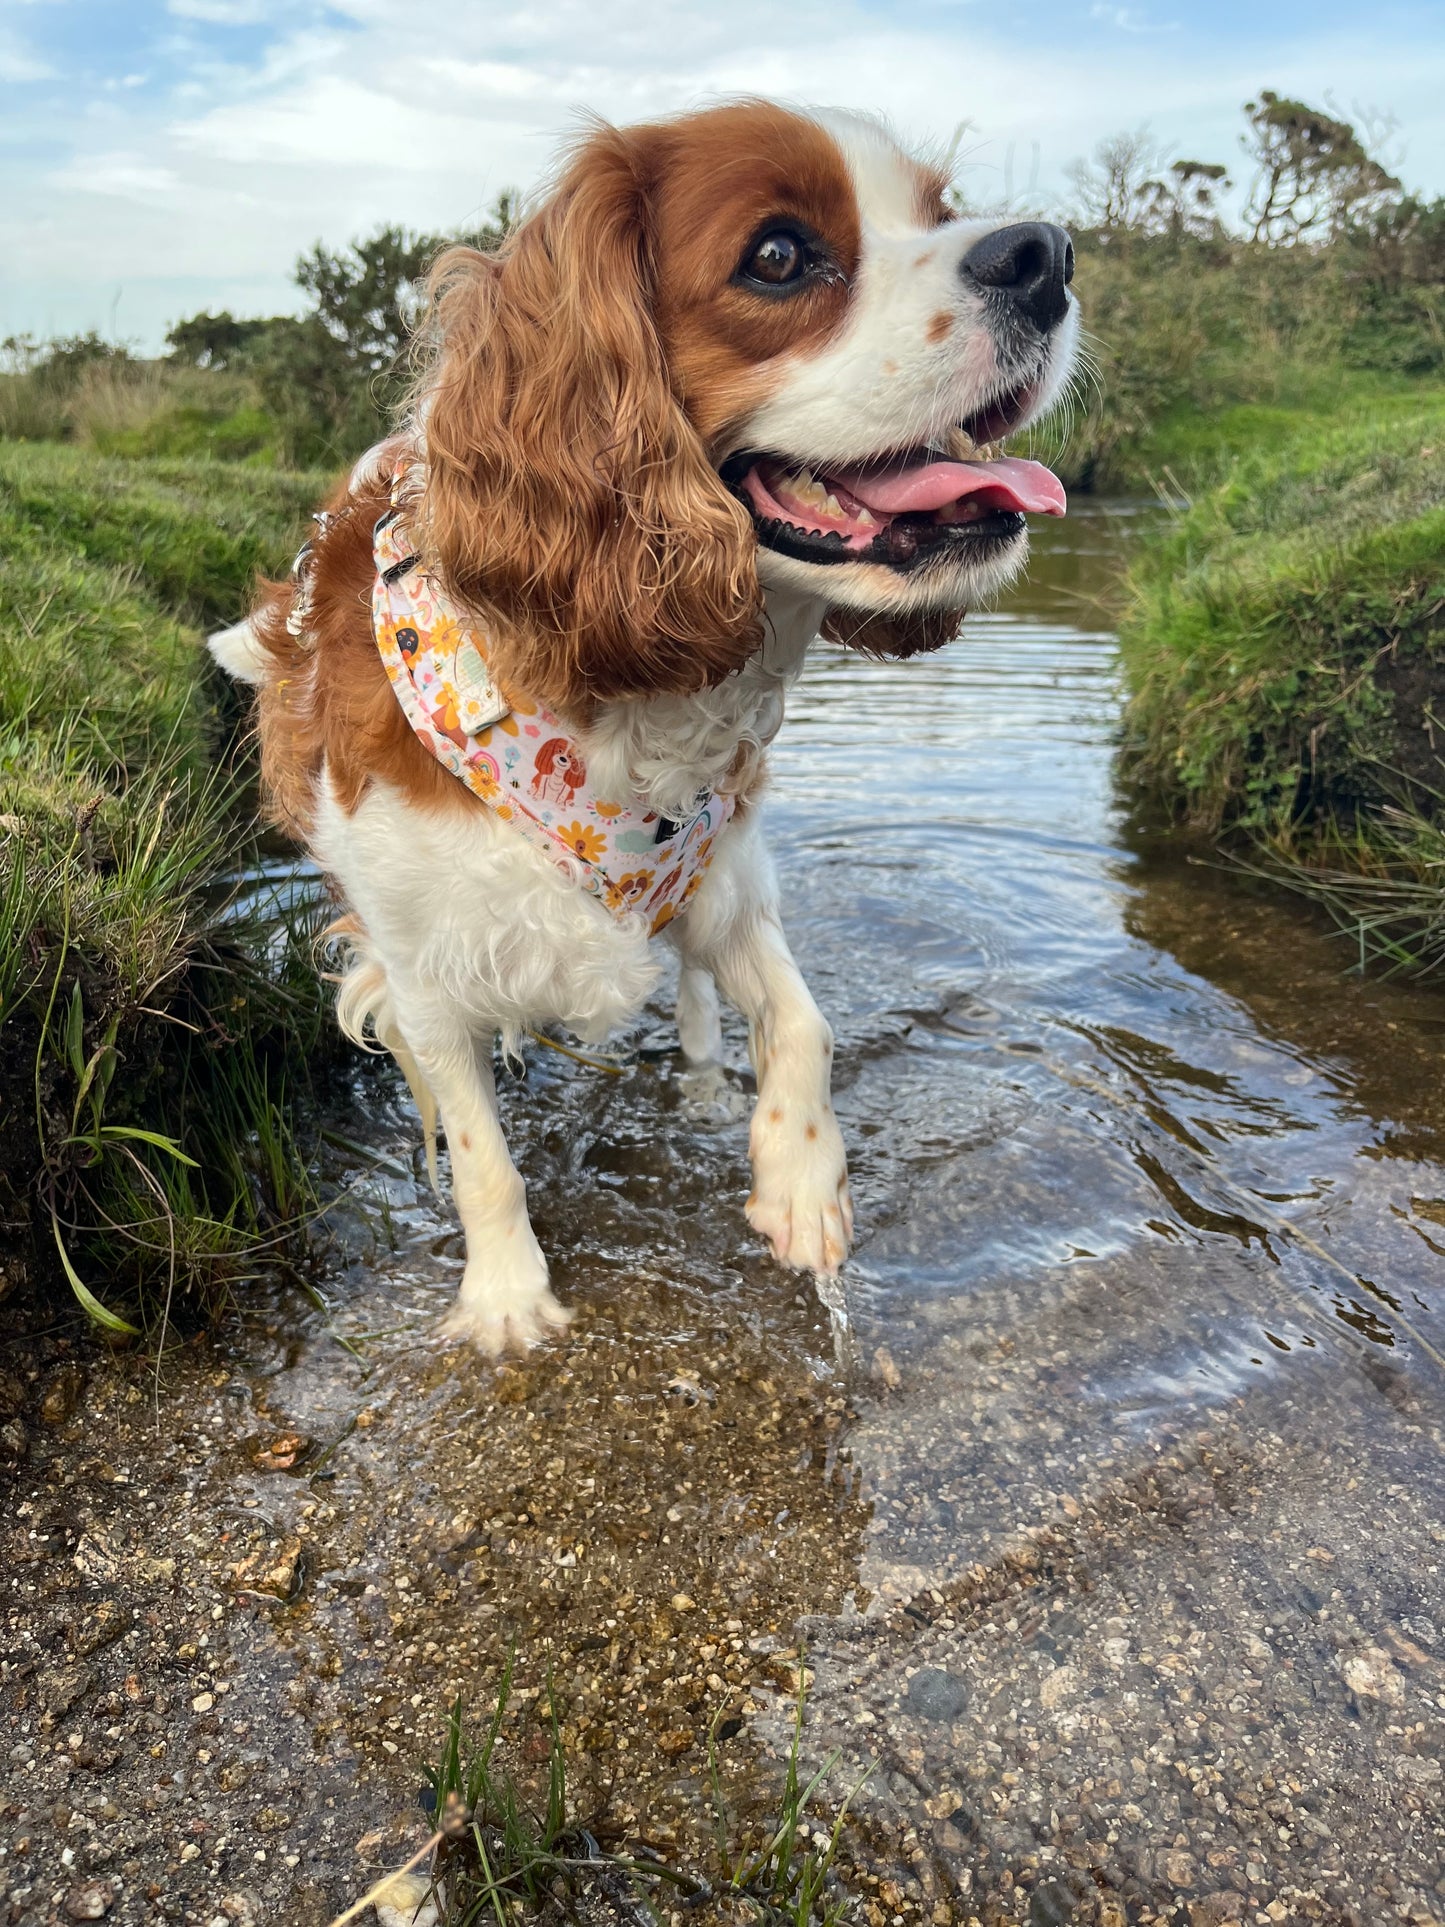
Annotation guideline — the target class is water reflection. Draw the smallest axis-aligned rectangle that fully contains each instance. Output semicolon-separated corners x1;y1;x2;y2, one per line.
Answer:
765;503;1445;1921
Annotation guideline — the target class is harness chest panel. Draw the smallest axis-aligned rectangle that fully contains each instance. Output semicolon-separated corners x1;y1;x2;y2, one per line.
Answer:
371;507;734;934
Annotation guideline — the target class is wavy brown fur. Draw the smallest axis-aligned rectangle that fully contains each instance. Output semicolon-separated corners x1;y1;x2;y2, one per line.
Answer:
820;603;968;659
416;123;765;714
250;481;480;841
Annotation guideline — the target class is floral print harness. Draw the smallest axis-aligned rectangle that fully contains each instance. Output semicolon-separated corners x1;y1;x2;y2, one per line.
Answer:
370;504;734;935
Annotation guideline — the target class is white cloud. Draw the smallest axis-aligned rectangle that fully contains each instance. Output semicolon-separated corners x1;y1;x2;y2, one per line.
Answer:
0;26;54;81
6;0;1445;346
49;153;182;200
168;0;286;20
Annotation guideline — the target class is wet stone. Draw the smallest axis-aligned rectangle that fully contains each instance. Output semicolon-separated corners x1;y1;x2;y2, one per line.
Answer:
1029;1879;1077;1926
903;1668;968;1721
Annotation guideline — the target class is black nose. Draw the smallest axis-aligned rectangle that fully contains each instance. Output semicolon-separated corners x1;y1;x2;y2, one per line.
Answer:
961;222;1074;333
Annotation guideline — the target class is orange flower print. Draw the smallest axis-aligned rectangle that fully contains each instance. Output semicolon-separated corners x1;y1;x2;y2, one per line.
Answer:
616;869;655;903
559;821;607;863
594;799;624;819
434;688;462;732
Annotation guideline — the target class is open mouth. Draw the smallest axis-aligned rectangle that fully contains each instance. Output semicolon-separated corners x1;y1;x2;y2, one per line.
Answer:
722;391;1066;574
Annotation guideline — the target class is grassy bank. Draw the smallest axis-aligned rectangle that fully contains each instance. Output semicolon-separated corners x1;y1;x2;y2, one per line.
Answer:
0;444;334;1330
1053;228;1442;494
1117;393;1445;970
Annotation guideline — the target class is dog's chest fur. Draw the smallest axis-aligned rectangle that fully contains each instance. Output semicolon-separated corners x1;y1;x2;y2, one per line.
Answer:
314;586;827;1054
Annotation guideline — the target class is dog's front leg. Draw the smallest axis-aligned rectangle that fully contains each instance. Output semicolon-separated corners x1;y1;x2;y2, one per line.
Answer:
396;1008;571;1354
675;818;852;1276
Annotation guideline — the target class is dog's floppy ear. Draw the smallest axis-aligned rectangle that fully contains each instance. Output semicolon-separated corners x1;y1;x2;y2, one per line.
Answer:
418;125;762;715
820;604;968;659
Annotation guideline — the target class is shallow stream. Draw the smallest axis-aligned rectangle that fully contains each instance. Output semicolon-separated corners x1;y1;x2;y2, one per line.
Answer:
5;505;1444;1927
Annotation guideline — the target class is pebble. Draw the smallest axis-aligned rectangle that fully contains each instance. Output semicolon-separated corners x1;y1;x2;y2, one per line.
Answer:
903;1668;968;1721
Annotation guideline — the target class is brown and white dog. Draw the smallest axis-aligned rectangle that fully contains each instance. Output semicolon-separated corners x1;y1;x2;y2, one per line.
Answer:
211;100;1079;1353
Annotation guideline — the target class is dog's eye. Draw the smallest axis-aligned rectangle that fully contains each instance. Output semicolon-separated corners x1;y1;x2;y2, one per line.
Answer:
737;227;812;291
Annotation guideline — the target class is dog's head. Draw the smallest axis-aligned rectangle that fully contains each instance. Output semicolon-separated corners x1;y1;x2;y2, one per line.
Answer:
418;100;1078;711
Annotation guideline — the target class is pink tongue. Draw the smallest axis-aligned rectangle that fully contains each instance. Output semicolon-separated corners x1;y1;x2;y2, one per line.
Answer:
831;454;1066;518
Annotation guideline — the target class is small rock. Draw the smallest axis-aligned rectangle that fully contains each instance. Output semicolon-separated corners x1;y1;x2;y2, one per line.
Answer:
192;1692;215;1713
253;1433;312;1472
374;1873;438;1927
670;1592;697;1613
1188;1897;1245;1926
45;1666;96;1720
872;1346;901;1390
73;1532;123;1584
1161;1849;1197;1888
64;1884;114;1921
904;1667;968;1721
657;1728;694;1758
229;1534;304;1601
257;1806;291;1833
1342;1647;1406;1705
42;1368;85;1426
220;1895;261;1926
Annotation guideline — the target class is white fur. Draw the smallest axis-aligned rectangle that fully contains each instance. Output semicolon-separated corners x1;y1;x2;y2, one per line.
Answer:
742;109;1080;617
207;619;267;684
311;588;837;1350
220;111;1078;1355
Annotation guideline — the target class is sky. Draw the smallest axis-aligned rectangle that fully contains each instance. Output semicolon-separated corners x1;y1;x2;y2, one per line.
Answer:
4;0;1444;351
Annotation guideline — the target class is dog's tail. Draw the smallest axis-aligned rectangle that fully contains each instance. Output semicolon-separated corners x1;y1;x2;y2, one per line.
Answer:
208;619;271;686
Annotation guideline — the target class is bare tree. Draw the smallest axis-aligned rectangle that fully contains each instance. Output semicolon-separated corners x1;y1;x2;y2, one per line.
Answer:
1064;128;1171;234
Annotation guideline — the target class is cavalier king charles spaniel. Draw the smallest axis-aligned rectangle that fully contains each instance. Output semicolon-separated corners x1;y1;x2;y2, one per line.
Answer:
212;99;1079;1353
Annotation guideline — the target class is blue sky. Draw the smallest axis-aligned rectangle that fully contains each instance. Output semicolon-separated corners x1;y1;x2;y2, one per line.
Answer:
4;0;1443;349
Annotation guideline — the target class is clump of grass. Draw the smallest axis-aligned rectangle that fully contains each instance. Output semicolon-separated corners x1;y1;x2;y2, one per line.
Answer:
0;443;340;1331
1242;803;1445;978
1117;397;1445;831
1115;394;1445;976
347;1659;871;1927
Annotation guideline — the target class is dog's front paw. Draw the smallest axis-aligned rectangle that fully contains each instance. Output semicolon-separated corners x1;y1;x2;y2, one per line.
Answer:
441;1247;573;1356
747;1107;853;1277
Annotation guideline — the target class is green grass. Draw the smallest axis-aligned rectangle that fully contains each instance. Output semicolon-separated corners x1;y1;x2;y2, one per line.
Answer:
1053;233;1443;493
1116;393;1445;972
0;353;288;465
334;1659;871;1927
0;443;339;1331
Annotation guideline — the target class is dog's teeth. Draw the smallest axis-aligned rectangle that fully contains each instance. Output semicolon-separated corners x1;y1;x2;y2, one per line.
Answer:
856;507;878;529
823;492;843;518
